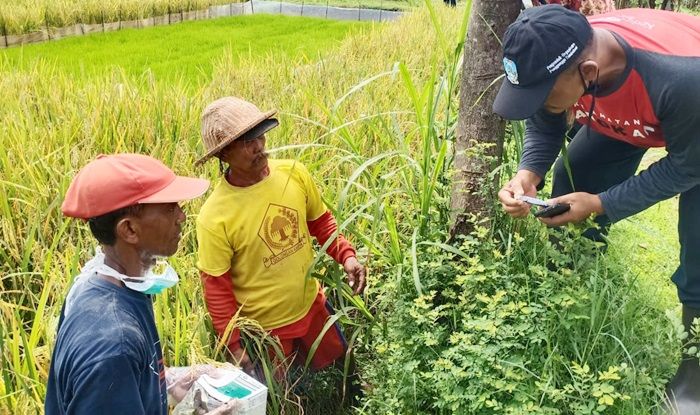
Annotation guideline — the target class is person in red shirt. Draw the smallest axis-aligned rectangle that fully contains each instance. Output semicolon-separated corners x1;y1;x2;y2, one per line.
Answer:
536;0;615;16
493;6;700;413
194;97;366;402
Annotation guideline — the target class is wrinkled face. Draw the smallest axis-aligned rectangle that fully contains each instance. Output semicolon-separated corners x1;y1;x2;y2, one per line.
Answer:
543;66;587;114
219;134;268;172
130;203;186;258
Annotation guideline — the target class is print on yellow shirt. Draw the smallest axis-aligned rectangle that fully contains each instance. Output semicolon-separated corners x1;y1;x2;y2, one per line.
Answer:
259;204;307;268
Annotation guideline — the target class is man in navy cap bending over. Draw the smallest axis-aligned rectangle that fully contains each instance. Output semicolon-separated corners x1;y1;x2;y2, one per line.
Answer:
493;5;700;413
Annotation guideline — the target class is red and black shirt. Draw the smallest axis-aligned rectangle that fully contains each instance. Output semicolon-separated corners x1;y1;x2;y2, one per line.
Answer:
521;9;700;221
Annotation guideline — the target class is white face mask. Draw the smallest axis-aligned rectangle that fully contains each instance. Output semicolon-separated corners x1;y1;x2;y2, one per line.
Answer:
65;248;179;316
84;247;179;295
96;257;179;295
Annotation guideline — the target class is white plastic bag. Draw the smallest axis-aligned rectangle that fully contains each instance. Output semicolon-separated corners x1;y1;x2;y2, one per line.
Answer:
167;364;266;415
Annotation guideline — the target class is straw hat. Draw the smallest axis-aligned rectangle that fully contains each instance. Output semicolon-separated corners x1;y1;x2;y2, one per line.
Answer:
196;97;278;166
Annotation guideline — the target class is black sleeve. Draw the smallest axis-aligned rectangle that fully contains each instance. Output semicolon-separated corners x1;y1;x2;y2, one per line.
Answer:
519;108;568;178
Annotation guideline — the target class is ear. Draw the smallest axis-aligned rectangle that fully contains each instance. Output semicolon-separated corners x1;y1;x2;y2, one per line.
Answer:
114;217;140;245
578;60;599;85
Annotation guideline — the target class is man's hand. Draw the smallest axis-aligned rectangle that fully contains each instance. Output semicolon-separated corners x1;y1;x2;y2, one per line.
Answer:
228;347;254;376
205;399;242;414
166;364;217;403
498;170;541;218
343;256;366;295
538;192;604;227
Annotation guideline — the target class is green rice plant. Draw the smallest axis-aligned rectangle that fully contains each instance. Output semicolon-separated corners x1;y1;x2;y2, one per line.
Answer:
1;14;369;87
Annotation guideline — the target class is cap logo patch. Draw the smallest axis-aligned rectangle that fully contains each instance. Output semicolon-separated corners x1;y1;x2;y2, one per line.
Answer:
503;57;519;85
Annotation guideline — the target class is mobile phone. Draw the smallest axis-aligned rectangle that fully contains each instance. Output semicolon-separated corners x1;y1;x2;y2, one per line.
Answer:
533;203;571;218
516;195;570;218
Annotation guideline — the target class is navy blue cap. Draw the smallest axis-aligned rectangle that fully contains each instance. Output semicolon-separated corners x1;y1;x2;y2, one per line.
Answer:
492;5;593;120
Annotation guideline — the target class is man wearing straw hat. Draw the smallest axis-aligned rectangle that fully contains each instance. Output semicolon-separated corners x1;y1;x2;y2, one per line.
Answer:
45;154;211;414
194;97;366;381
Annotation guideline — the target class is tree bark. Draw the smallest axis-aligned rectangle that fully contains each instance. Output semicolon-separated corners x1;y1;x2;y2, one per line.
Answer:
660;0;674;10
617;0;630;9
450;0;521;237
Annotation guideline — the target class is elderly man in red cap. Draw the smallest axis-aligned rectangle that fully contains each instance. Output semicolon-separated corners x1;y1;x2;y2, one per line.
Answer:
194;97;365;390
45;154;209;414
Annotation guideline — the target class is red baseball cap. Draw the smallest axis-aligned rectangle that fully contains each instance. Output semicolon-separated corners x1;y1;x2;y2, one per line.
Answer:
61;154;210;219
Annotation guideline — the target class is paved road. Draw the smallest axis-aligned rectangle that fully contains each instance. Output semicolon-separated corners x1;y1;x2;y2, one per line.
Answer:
241;0;402;21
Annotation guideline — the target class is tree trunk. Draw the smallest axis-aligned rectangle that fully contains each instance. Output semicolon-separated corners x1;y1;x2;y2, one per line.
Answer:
449;0;521;237
617;0;630;9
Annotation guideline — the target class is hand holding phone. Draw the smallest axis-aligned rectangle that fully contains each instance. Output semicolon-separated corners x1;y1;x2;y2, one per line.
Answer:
532;203;570;218
516;195;571;218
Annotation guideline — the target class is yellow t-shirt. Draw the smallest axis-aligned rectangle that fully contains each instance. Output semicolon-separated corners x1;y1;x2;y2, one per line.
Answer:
196;159;327;329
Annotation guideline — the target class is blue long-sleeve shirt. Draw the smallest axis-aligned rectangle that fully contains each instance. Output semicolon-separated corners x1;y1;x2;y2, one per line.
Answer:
45;276;168;415
519;9;700;222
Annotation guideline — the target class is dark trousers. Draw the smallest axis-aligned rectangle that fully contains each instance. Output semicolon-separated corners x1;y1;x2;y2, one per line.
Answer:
551;125;700;308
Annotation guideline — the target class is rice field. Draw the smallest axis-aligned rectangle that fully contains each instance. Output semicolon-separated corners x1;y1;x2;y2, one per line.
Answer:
0;2;686;414
0;0;240;35
0;0;412;36
0;14;368;85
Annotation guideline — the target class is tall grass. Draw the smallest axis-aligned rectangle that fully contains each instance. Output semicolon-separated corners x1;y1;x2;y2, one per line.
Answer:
0;5;464;413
